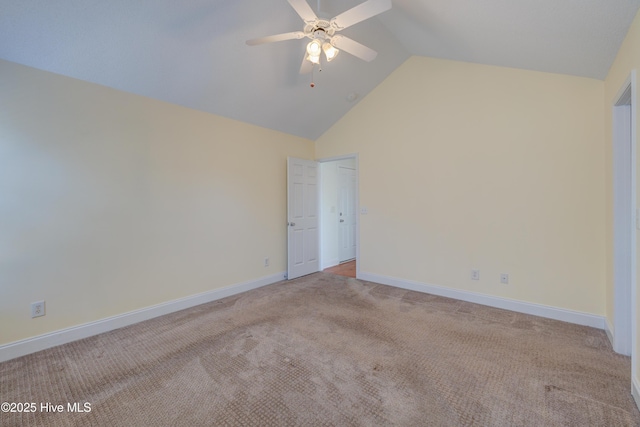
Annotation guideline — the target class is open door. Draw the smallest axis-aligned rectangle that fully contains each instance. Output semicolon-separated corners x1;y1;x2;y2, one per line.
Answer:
287;157;320;279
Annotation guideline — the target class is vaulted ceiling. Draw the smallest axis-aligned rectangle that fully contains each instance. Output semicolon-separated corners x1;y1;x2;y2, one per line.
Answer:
1;0;639;140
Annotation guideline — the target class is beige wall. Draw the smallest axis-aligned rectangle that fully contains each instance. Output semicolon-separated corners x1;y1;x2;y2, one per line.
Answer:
604;9;640;390
316;56;605;315
0;59;314;346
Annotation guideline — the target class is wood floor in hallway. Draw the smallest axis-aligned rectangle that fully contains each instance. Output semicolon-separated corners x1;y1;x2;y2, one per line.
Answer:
323;260;356;278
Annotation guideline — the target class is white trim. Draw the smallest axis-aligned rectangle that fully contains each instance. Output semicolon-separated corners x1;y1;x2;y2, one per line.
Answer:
0;272;286;363
318;162;325;271
629;70;638;387
322;258;340;270
359;272;605;329
612;70;637;356
605;318;615;348
633;376;640;412
355;156;360;279
316;153;359;163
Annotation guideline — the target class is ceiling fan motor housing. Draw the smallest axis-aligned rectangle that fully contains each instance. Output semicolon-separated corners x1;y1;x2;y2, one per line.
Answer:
304;20;335;40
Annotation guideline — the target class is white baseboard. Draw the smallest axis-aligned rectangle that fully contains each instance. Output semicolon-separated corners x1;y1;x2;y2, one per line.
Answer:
633;376;640;412
358;272;605;329
605;318;615;347
1;271;608;363
322;258;339;270
0;272;286;363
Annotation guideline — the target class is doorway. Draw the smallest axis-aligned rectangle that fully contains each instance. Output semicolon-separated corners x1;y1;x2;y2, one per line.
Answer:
319;155;358;277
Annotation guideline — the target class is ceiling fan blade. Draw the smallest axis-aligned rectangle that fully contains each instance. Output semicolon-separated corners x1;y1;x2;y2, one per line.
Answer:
300;55;313;74
287;0;318;23
331;35;378;61
246;31;305;46
331;0;391;30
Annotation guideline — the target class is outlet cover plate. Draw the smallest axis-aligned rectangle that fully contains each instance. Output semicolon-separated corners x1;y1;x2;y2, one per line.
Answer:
31;301;45;318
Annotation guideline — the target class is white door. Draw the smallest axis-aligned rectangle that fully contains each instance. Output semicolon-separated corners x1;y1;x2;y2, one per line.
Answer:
287;157;320;280
338;166;356;262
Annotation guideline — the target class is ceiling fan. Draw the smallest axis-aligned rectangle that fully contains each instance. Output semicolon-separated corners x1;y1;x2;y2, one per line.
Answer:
246;0;392;74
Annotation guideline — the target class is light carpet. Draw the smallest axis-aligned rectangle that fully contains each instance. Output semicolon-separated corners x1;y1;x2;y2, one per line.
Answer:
1;273;639;426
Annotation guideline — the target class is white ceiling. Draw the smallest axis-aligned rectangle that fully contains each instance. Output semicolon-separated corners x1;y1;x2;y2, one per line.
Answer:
1;0;639;140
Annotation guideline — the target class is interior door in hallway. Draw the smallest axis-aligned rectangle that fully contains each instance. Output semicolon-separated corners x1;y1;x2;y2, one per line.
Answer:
287;157;320;280
338;166;356;262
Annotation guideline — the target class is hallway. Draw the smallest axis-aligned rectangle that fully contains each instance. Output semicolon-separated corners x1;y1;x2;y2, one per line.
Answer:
323;260;356;278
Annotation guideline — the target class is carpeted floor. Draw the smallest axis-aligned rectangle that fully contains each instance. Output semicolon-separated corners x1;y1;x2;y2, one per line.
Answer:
1;273;639;426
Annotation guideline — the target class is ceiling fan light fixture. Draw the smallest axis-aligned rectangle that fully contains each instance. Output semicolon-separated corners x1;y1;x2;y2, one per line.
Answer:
247;0;391;75
322;42;339;62
306;39;322;56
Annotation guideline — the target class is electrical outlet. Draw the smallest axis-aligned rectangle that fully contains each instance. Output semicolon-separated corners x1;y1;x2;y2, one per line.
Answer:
264;257;270;267
471;269;480;280
31;301;45;318
500;273;509;284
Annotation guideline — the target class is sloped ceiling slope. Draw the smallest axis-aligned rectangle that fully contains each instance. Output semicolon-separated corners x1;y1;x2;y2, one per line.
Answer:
1;0;638;140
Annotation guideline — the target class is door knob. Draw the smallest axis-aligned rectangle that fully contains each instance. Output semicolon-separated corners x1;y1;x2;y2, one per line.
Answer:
340;219;344;223
288;222;296;227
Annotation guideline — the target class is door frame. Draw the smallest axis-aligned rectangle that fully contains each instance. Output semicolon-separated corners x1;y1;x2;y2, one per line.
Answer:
611;70;637;358
318;153;360;278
